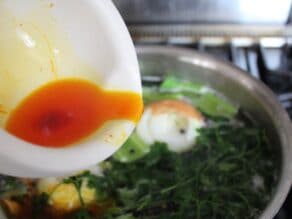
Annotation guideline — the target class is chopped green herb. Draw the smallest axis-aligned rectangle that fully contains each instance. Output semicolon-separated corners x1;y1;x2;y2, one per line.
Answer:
101;121;278;219
63;171;109;202
32;193;49;214
74;208;92;219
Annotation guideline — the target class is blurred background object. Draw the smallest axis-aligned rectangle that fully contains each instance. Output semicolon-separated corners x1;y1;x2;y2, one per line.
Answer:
113;0;291;24
113;0;292;218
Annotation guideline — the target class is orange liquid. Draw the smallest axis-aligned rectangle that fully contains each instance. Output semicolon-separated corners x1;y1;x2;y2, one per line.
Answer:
5;79;143;148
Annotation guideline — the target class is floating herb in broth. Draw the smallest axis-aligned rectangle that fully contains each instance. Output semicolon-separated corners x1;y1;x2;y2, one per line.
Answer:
0;76;279;219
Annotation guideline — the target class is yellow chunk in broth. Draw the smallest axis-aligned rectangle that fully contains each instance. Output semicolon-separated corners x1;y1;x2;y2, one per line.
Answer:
38;179;96;212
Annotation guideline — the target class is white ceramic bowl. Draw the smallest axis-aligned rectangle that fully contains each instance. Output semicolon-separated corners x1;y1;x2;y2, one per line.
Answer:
0;0;141;177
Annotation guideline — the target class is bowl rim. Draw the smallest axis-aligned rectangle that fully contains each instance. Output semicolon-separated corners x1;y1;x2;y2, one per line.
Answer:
136;45;292;219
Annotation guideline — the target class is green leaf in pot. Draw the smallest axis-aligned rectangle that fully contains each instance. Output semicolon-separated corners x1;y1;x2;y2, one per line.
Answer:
142;86;184;105
113;133;150;163
160;76;205;94
158;76;238;118
196;93;238;119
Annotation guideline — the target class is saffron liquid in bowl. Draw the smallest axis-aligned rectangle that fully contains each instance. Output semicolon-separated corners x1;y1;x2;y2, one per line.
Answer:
5;79;143;148
0;0;142;177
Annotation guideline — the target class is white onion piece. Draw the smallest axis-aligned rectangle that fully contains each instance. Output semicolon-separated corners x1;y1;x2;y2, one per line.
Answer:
137;100;205;153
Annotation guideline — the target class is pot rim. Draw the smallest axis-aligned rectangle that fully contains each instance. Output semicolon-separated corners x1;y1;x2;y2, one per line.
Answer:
136;45;292;219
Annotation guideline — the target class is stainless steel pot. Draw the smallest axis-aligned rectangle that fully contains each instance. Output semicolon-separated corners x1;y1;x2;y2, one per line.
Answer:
136;46;292;219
